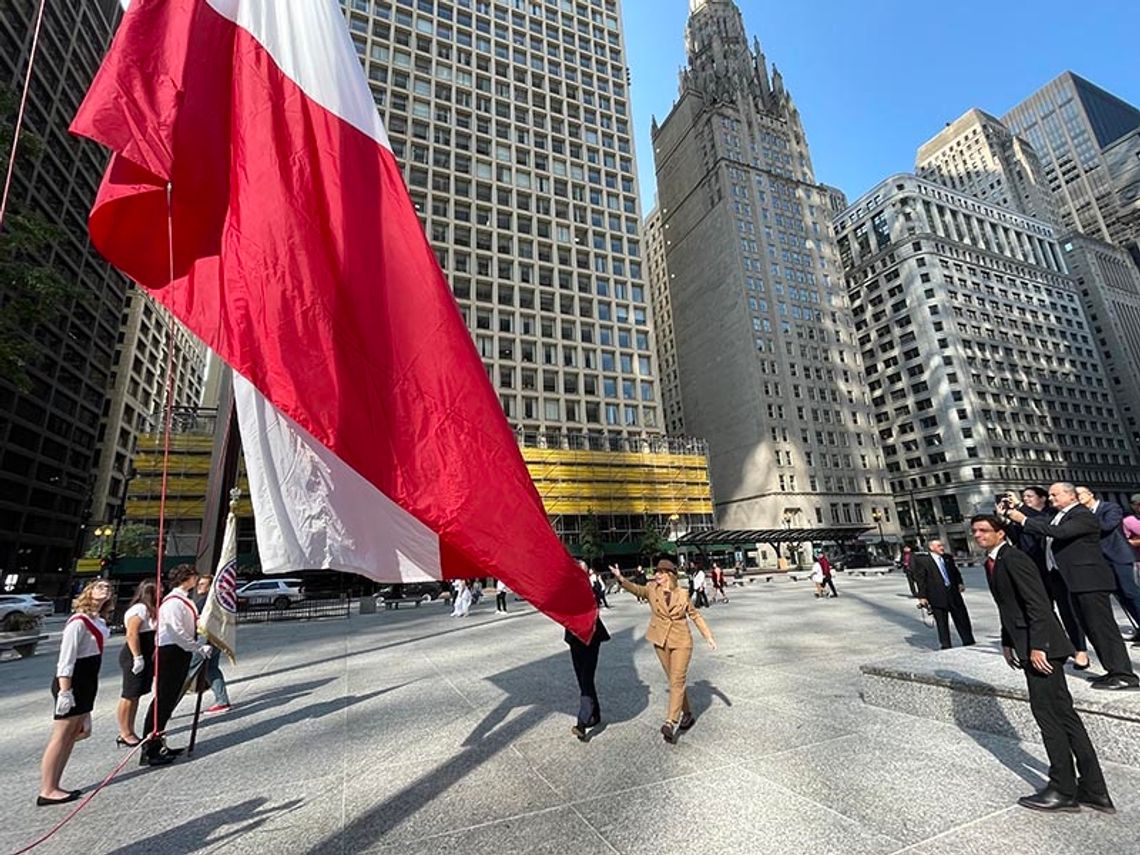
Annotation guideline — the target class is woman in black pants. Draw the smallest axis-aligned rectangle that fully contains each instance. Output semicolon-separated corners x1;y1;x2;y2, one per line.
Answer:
142;565;213;767
566;617;610;741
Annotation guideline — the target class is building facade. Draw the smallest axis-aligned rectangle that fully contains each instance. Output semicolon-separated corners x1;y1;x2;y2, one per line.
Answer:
916;108;1058;224
917;107;1140;445
1003;72;1140;260
836;175;1138;554
650;0;896;537
89;290;207;537
0;2;127;593
643;205;685;435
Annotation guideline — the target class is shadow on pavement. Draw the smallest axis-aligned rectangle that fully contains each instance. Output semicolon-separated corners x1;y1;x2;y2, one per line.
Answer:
936;668;1047;790
105;796;304;854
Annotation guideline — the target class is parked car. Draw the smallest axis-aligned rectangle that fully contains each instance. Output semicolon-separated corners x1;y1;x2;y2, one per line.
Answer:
235;578;305;610
374;582;443;603
0;594;54;630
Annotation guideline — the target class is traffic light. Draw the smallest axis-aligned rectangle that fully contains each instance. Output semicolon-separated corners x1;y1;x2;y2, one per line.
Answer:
99;557;110;572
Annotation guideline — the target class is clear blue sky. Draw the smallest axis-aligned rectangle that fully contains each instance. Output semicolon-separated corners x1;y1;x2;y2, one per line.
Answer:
623;0;1140;211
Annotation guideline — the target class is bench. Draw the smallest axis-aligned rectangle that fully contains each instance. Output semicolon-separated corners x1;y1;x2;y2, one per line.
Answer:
383;596;429;610
0;634;48;658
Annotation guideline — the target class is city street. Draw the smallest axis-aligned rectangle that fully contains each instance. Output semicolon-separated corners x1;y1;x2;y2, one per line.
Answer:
3;569;1140;854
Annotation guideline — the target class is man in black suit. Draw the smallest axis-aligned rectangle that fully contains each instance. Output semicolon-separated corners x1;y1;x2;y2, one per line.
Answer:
970;514;1113;814
1004;482;1138;690
1076;486;1140;639
912;539;975;649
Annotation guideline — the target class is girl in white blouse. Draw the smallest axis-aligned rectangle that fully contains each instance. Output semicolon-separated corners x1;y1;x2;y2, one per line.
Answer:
37;579;113;806
115;580;158;747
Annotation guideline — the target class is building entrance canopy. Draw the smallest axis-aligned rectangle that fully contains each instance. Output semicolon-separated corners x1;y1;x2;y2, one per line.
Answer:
676;526;873;547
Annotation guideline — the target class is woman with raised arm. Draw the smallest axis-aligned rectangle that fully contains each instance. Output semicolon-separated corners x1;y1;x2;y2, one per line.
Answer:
37;578;113;805
609;558;717;743
116;579;157;747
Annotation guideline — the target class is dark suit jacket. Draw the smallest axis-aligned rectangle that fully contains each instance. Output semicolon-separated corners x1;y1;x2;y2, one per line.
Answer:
1091;500;1135;567
985;542;1074;662
911;552;963;608
1003;506;1049;571
1018;503;1116;593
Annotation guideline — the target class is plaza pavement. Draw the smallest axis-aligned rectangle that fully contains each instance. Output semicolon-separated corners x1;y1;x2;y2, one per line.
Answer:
2;567;1139;855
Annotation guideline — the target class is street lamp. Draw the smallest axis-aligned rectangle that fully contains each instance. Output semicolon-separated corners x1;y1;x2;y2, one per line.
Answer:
872;509;886;551
93;525;114;558
781;510;792;563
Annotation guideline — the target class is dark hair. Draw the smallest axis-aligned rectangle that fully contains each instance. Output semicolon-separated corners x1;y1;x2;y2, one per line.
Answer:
970;513;1007;533
127;579;158;621
168;564;198;587
1024;486;1048;500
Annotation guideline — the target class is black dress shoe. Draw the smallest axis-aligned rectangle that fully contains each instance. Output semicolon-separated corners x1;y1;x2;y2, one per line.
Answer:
678;713;695;731
660;723;677;744
1077;789;1116;814
1089;676;1140;691
1017;787;1081;813
36;790;82;806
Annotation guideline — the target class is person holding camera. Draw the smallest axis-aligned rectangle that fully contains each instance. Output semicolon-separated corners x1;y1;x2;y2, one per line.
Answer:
1002;483;1138;691
1001;487;1090;670
1076;485;1140;641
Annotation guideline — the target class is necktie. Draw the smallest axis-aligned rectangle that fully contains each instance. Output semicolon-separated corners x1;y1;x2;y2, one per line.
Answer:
935;555;950;586
985;557;995;580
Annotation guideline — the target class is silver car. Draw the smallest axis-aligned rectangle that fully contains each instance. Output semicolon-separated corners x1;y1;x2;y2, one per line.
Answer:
0;594;55;629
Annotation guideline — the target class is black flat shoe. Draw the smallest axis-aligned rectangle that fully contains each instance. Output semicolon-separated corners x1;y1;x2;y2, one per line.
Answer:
1017;787;1081;813
1090;676;1140;691
36;790;82;806
116;736;141;747
1072;657;1091;671
570;724;588;742
661;723;677;744
678;713;695;731
1077;789;1116;814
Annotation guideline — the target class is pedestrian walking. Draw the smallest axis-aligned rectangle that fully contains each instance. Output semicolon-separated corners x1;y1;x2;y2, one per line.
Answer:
451;580;472;617
495;579;509;613
587;564;610;609
566;616;610;741
116;580;157;747
191;573;231;715
711;563;729;603
820;553;838;598
912;540;976;649
901;545;917;596
37;579;113;805
610;559;717;744
691;565;709;608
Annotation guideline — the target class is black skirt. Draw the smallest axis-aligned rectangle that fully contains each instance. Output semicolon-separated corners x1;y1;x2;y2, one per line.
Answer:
119;630;156;699
51;653;102;719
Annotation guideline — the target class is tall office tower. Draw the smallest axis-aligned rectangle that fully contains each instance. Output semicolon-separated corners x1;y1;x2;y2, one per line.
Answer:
330;1;714;554
836;175;1139;553
89;291;207;531
917;109;1140;441
917;108;1059;224
341;0;661;440
643;205;684;434
0;2;127;592
1003;72;1140;259
650;0;895;534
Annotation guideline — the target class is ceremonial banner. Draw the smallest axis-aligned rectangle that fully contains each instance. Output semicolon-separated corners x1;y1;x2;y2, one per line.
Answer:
199;507;238;664
71;0;597;640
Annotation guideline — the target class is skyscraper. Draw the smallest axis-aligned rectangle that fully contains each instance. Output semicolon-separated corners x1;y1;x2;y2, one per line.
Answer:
650;0;894;536
0;2;127;592
836;175;1138;551
1003;72;1140;258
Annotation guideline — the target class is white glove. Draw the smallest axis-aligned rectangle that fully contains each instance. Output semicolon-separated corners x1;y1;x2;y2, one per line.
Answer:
55;689;75;716
131;655;145;675
199;644;214;660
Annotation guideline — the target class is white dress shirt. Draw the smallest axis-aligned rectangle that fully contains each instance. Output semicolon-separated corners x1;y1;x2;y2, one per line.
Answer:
1045;503;1077;572
56;614;110;677
123;602;157;632
157;587;205;653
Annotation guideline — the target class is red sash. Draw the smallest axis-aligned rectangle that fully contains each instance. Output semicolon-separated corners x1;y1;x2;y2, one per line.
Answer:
68;614;106;655
162;592;199;634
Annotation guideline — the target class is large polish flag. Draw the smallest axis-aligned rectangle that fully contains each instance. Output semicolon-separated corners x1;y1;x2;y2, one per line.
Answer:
71;0;598;640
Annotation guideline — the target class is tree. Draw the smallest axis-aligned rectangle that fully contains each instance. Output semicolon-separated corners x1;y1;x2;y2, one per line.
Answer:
637;521;672;563
84;523;160;558
578;513;604;568
0;83;79;390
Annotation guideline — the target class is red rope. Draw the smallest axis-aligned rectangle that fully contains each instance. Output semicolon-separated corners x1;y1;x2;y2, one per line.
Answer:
0;0;48;232
12;742;144;854
148;181;179;742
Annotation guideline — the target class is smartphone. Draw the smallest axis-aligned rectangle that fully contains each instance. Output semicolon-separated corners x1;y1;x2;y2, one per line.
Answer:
995;494;1010;508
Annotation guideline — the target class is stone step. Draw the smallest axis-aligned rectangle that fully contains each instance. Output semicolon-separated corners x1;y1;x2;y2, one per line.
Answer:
861;643;1140;767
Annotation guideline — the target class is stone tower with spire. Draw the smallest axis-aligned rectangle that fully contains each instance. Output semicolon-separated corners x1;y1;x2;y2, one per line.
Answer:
647;0;894;541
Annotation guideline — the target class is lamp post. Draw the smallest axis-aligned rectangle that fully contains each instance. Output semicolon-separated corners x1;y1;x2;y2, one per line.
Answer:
872;509;886;554
93;525;114;558
781;510;792;564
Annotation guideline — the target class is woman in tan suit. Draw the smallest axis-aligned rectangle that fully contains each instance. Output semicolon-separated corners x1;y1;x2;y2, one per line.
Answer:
610;558;717;743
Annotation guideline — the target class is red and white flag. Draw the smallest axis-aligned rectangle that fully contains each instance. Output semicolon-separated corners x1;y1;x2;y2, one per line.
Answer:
71;0;598;640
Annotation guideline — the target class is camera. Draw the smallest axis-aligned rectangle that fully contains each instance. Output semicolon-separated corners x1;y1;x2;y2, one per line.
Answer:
995;493;1013;511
